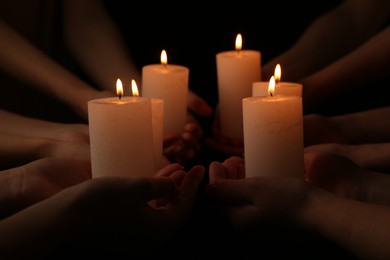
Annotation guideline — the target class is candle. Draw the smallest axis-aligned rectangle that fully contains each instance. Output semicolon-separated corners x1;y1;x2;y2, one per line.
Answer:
243;76;304;179
88;79;160;178
131;79;163;171
151;98;164;172
252;64;302;97
142;49;189;134
216;33;261;140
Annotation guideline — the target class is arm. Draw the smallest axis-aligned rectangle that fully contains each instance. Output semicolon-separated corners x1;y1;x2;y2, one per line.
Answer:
0;20;110;119
305;189;390;259
304;106;390;146
62;0;141;93
0;162;204;258
301;26;390;113
208;155;390;259
263;0;390;81
0;108;89;143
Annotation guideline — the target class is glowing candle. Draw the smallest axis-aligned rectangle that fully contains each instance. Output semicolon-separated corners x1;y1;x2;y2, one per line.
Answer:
216;33;261;140
243;76;304;179
142;50;189;134
252;64;302;97
88;79;158;178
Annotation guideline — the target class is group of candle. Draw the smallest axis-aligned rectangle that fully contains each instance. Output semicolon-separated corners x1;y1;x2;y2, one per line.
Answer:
88;34;304;180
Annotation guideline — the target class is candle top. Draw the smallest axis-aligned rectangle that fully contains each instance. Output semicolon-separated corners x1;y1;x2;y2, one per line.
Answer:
142;63;189;74
243;94;301;103
217;49;260;58
88;96;150;105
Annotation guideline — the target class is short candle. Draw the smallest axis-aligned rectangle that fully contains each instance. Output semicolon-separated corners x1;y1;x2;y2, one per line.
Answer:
243;76;304;179
88;79;158;178
252;64;302;97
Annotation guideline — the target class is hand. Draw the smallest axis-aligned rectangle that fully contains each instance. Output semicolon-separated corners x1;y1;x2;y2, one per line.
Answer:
304;114;348;147
0;157;91;219
61;163;205;256
207;156;312;238
305;141;390;173
163;90;212;165
304;151;390;206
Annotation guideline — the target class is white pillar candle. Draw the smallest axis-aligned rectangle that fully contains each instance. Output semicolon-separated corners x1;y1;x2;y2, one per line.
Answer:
151;98;164;172
253;63;302;97
216;33;261;140
88;79;161;178
252;81;302;97
243;77;304;179
142;50;189;134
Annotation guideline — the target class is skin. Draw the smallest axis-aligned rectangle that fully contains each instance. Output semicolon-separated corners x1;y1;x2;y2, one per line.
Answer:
207;153;390;259
0;161;205;259
206;0;390;157
0;0;213;165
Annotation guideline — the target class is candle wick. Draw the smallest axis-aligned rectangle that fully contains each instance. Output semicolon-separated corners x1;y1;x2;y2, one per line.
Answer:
270;92;273;97
118;94;122;100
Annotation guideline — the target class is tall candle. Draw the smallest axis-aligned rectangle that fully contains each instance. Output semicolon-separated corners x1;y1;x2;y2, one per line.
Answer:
243;76;304;179
142;50;189;134
88;79;159;178
252;64;302;97
216;33;261;140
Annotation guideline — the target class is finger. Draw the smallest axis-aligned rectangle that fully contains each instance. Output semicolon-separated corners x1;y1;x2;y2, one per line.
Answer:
187;91;213;117
155;163;184;177
209;161;227;184
175;165;205;205
183;122;203;140
163;133;181;147
222;156;245;179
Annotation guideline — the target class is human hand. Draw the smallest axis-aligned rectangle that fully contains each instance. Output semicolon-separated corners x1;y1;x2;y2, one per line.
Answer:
304;151;390;206
0;157;91;219
58;163;205;256
207;156;313;238
305;142;390;173
203;105;244;157
163;90;212;165
304;114;348;147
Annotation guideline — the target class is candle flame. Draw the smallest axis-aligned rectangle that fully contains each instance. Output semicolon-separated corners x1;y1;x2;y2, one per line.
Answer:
268;76;275;97
116;78;123;99
160;49;168;66
131;79;139;97
235;33;242;52
274;64;281;84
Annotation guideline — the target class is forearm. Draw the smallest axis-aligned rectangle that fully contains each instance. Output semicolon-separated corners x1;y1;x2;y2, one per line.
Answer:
302;26;390;113
0;132;90;170
0;109;89;143
0;21;98;118
263;0;390;81
0;133;47;169
304;191;390;259
62;0;141;93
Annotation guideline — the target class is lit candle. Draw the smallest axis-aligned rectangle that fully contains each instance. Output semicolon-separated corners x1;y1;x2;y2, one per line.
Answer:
243;76;304;179
88;79;158;178
216;33;261;140
252;64;302;97
142;50;189;134
130;79;164;171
